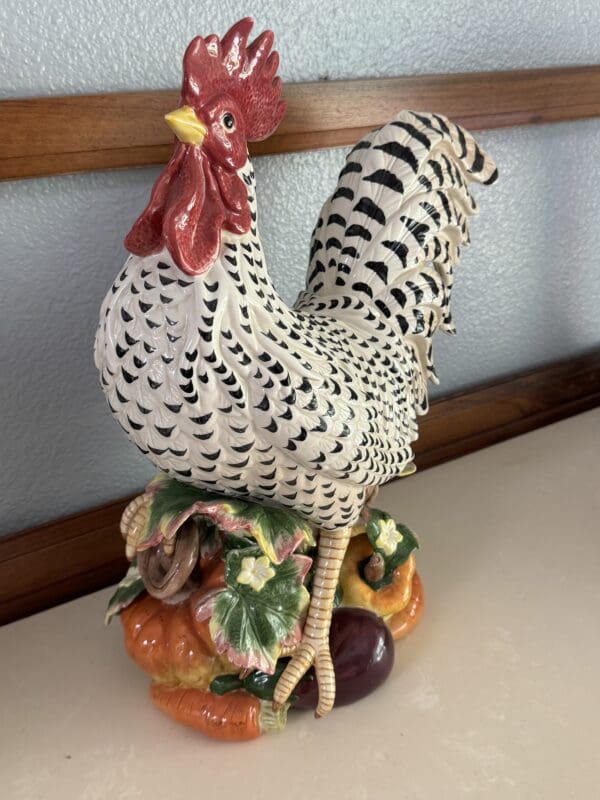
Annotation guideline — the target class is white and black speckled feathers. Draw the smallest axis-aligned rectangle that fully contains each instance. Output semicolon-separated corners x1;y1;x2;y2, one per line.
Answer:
95;111;496;529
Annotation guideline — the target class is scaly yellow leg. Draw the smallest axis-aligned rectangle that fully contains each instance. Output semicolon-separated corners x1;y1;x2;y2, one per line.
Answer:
273;526;352;718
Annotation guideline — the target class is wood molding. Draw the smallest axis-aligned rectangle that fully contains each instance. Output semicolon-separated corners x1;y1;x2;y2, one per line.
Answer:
2;66;600;181
415;351;600;469
1;351;598;626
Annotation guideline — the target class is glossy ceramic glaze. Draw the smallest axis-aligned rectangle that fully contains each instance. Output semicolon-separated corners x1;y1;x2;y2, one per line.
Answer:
110;479;423;738
98;14;495;731
293;608;395;710
125;19;285;274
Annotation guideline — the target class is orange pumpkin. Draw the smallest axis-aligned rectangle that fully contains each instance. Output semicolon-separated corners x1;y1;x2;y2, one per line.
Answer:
387;571;424;641
122;535;422;741
120;556;234;689
339;534;416;617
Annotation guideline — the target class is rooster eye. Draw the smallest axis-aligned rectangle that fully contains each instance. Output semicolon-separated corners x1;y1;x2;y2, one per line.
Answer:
222;113;235;131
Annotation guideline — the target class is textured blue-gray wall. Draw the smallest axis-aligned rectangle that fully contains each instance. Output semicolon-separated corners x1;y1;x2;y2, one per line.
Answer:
1;0;599;534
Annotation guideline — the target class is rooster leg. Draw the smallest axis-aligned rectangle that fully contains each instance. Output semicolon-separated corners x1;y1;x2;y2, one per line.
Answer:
364;485;379;506
274;526;352;718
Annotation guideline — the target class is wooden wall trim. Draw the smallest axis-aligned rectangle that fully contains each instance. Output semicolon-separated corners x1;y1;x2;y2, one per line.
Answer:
1;351;598;626
415;351;600;469
2;66;600;181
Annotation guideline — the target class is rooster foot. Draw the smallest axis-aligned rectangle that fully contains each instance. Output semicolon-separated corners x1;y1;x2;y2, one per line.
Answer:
273;525;353;719
273;636;335;718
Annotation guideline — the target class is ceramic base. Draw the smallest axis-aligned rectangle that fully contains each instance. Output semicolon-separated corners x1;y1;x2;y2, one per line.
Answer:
107;476;424;741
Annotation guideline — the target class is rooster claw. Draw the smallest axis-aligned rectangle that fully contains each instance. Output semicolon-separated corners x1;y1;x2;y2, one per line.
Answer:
273;639;335;718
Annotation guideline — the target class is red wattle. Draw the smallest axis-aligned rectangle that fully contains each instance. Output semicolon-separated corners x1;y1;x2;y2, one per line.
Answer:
124;145;251;276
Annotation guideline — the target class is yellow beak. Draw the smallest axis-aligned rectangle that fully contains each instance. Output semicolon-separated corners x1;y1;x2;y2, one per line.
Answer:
164;106;207;146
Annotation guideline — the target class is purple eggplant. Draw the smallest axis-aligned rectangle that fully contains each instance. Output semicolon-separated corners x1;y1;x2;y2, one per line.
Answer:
293;607;394;710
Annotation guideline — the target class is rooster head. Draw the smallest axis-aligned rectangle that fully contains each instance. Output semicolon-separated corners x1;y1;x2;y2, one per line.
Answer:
124;18;286;276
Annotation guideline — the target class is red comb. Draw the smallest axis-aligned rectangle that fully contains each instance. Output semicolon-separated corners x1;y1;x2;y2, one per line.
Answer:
181;17;286;141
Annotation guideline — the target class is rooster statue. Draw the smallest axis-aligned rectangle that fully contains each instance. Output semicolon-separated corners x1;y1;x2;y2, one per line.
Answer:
96;17;496;723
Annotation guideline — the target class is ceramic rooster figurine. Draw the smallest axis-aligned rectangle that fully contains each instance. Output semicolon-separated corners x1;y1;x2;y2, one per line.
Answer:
96;17;496;730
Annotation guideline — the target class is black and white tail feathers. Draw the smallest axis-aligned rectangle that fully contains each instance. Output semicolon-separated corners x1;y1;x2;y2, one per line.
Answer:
296;110;497;408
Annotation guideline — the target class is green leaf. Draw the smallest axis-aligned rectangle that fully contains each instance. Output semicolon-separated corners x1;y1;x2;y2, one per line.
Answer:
209;673;244;695
141;474;216;550
242;665;285;701
132;474;315;564
197;521;222;560
364;508;419;590
232;504;316;563
222;533;255;552
209;547;311;674
242;660;310;703
210;661;305;702
104;564;145;624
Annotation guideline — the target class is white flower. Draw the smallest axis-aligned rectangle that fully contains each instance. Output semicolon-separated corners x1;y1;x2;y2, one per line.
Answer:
375;518;404;556
236;555;276;592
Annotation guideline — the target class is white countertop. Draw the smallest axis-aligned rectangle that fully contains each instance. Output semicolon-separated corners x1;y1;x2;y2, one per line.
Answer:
1;410;599;799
